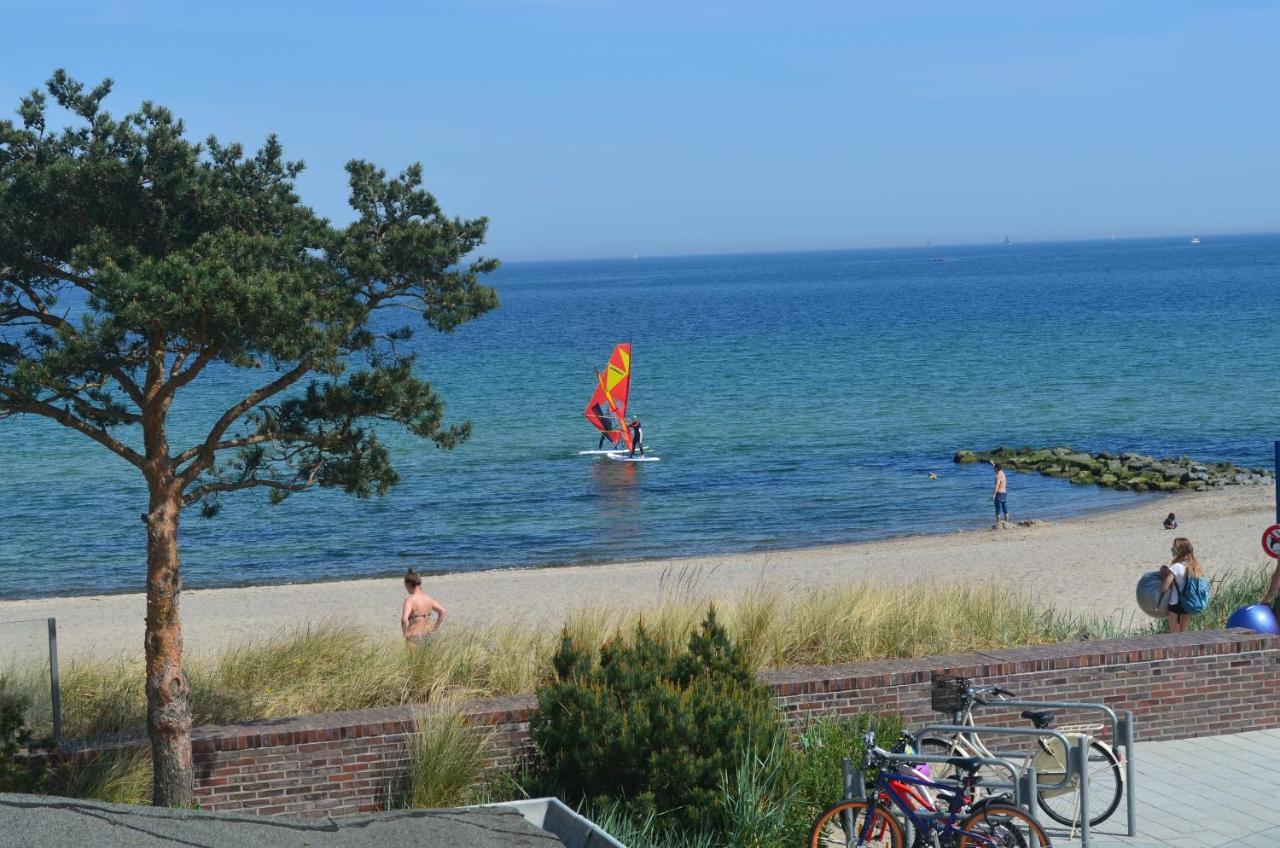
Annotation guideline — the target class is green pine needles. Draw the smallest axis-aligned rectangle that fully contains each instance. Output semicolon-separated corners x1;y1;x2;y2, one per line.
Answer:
529;607;791;838
0;69;499;804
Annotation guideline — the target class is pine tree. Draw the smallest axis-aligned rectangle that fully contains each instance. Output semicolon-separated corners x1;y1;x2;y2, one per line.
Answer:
0;71;498;805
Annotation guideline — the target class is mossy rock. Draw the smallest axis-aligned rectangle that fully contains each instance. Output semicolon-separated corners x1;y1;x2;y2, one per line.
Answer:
954;450;980;464
1157;480;1182;492
1070;473;1096;485
1128;479;1149;492
1099;473;1118;485
1186;480;1207;491
1113;482;1130;491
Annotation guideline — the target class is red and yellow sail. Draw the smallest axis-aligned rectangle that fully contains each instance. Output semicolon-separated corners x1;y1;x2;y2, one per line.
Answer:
584;343;633;450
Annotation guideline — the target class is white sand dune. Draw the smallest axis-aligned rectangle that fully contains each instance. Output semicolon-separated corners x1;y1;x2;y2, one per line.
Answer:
1;485;1275;663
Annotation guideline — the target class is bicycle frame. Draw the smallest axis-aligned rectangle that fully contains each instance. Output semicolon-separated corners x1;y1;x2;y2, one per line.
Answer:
858;766;1000;848
938;698;1094;794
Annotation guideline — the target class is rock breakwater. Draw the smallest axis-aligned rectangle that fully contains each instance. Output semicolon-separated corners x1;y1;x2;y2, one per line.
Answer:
952;447;1274;492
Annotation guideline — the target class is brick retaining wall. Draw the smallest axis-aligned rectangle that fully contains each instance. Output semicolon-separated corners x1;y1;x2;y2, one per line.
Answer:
70;628;1280;816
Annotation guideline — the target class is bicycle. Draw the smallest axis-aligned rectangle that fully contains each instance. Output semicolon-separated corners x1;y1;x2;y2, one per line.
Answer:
919;678;1123;829
809;730;1052;847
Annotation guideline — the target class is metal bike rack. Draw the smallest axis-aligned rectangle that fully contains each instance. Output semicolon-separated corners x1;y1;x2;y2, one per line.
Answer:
917;721;1114;847
967;697;1138;838
917;723;1077;795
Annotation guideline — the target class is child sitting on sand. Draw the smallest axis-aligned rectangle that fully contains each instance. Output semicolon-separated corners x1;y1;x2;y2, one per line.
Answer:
1163;513;1177;530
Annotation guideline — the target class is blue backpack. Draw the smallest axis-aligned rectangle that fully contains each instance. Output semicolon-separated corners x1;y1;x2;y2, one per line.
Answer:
1180;571;1210;614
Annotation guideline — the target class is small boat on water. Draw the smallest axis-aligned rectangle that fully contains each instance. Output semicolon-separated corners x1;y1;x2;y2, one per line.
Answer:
1190;237;1201;245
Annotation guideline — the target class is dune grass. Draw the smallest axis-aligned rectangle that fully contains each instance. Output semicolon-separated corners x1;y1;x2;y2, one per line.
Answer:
25;577;1120;743
5;565;1272;805
7;565;1270;744
397;698;495;809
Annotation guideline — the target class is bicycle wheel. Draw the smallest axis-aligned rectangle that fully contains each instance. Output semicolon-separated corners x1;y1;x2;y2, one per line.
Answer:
809;800;905;848
1035;739;1122;827
958;804;1053;848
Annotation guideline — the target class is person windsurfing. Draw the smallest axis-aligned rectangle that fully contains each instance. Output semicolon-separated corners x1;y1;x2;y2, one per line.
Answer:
628;416;644;457
583;343;633;453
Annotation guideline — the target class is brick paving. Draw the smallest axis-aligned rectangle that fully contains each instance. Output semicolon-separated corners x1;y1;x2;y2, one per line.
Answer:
1053;728;1280;848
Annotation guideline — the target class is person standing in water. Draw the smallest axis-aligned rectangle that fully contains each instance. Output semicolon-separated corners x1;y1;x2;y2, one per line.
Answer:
991;461;1009;529
400;567;446;646
628;416;644;457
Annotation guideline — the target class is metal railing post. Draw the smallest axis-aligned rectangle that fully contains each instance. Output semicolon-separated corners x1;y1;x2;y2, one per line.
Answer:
1018;762;1039;824
844;756;866;801
1074;735;1090;847
46;617;61;745
1120;710;1136;836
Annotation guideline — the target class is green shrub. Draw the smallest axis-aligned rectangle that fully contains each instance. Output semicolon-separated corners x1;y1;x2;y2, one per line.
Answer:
0;701;57;793
786;713;904;840
530;607;790;837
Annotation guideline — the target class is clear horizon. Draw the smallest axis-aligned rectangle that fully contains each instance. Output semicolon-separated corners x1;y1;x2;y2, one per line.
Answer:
501;230;1276;266
3;1;1277;262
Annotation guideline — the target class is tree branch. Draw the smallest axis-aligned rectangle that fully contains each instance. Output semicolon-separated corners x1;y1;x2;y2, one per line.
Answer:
1;297;147;411
176;357;313;485
182;475;314;506
0;387;145;468
159;346;217;401
171;430;324;470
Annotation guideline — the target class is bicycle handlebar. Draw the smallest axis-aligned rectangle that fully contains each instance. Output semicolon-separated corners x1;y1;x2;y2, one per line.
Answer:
964;684;1017;704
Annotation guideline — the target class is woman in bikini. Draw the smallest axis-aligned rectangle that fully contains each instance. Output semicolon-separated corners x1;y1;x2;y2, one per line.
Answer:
400;567;446;646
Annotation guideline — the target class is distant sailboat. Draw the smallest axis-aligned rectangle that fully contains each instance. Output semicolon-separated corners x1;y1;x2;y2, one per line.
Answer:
1003;235;1011;246
1190;237;1201;245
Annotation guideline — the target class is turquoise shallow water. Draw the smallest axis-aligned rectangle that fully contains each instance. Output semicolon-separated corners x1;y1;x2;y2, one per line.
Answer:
1;235;1278;598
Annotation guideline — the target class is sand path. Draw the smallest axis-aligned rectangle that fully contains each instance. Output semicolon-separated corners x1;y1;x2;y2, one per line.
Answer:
1;486;1275;663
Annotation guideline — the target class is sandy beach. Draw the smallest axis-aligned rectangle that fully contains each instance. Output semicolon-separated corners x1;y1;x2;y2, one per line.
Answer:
1;485;1274;663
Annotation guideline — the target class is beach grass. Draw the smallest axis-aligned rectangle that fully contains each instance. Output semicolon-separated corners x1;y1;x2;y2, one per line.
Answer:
397;698;495;809
9;565;1272;805
21;577;1115;743
9;565;1271;745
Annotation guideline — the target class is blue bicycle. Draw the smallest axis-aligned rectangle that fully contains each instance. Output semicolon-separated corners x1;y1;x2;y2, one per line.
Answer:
808;732;1052;848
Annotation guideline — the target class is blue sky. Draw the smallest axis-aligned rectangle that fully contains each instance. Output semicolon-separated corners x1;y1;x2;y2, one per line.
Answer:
3;1;1277;260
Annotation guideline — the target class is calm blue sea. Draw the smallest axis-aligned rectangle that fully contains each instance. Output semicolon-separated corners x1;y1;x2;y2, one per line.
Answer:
2;235;1278;599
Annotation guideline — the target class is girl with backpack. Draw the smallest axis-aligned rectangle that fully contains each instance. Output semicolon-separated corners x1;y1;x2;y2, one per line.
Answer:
1160;537;1208;633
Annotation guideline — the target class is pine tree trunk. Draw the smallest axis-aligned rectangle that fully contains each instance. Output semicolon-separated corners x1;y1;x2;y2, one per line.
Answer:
144;478;193;806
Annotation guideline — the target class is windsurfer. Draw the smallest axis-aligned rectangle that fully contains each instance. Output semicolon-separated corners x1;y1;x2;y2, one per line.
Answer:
628;416;644;457
584;343;634;453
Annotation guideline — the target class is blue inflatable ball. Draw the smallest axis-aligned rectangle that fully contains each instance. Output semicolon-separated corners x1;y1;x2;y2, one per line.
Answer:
1225;604;1280;634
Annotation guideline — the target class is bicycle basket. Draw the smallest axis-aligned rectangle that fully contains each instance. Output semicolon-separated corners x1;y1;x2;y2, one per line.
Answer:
930;676;969;714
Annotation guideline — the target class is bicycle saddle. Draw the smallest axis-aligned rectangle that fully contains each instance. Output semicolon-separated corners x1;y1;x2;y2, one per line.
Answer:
1021;709;1055;728
945;756;986;775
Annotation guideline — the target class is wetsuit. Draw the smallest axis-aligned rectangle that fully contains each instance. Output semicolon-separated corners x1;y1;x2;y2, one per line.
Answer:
629;421;643;456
